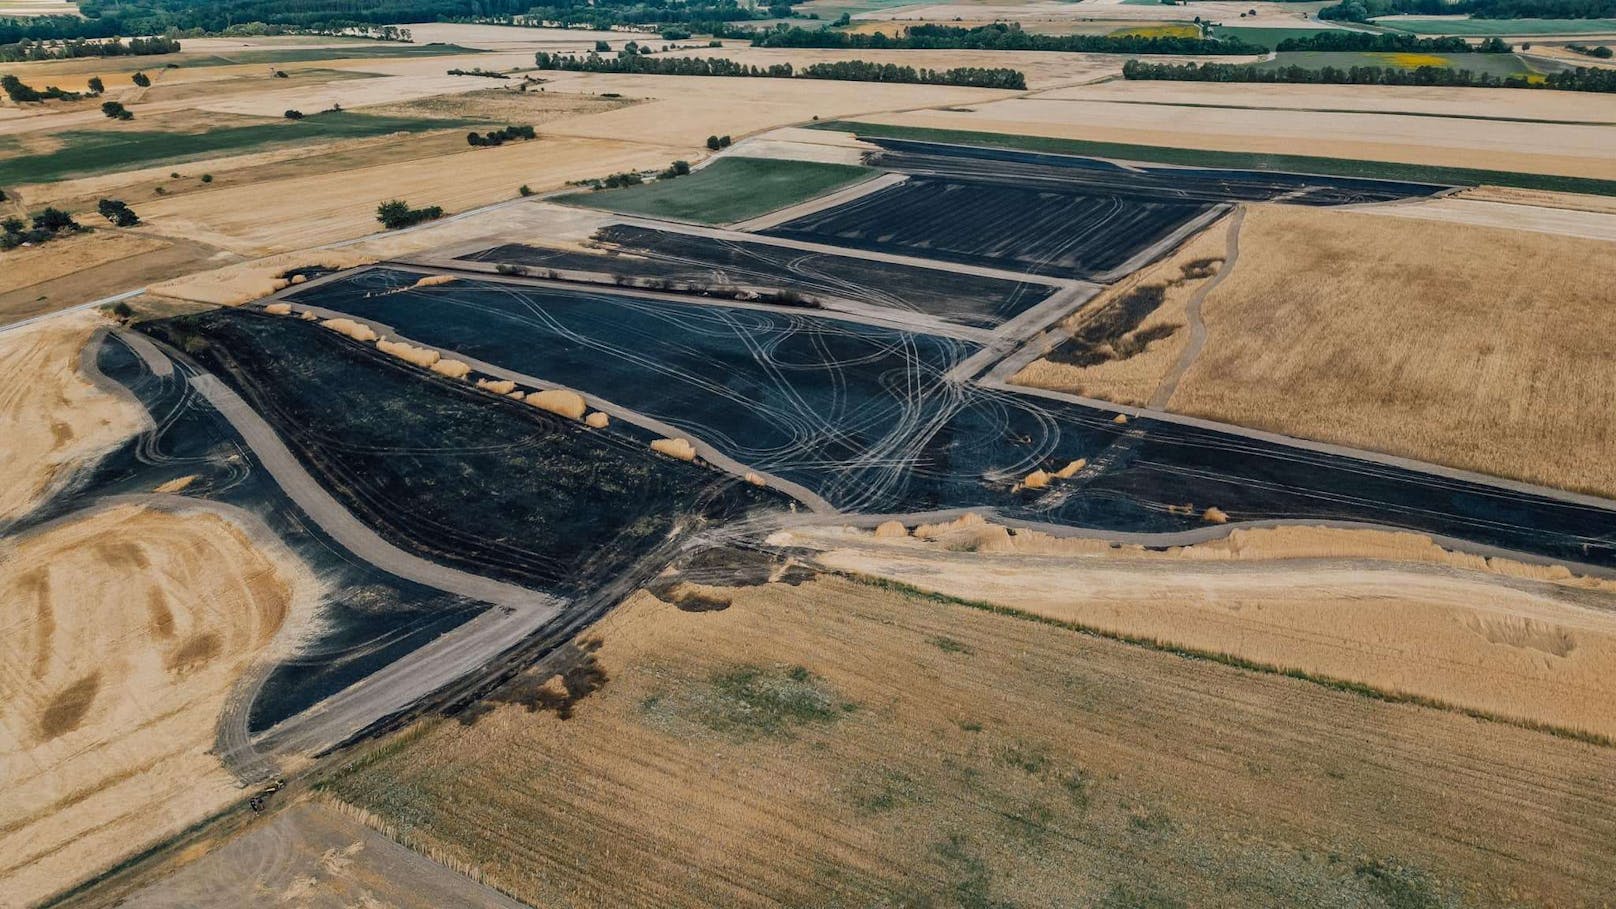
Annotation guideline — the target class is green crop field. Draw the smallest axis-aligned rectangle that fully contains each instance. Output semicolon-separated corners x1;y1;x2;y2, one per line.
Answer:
1261;49;1537;76
0;111;479;185
808;120;1616;197
1378;17;1616;35
558;157;879;225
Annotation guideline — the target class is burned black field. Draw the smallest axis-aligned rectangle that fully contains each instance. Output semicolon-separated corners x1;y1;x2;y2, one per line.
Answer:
284;267;1616;570
456;224;1059;328
762;176;1212;280
138;309;784;596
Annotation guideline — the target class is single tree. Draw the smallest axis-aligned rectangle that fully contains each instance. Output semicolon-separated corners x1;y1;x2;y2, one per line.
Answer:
706;135;721;150
101;100;132;119
284;109;304;119
131;71;150;87
87;76;104;94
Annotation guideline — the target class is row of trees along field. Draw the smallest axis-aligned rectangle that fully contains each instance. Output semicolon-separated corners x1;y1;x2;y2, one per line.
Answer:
1272;32;1513;52
750;22;1262;55
533;50;1028;88
1321;0;1616;20
0;0;775;44
0;35;178;63
1123;58;1616;92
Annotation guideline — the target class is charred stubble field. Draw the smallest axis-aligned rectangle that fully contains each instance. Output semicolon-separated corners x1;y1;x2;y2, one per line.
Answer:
137;309;782;598
319;575;1616;908
456;223;1058;329
286;268;1616;571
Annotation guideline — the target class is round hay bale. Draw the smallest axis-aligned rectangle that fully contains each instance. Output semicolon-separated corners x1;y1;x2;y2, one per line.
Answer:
432;358;471;379
290;274;308;285
527;388;588;420
873;520;909;539
743;471;765;487
585;411;610;429
477;378;518;395
321;318;377;342
1202;506;1229;524
264;302;292;316
650;437;697;461
1112;413;1129;425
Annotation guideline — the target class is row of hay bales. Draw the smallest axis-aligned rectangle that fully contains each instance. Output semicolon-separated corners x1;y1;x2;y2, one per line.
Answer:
263;301;763;477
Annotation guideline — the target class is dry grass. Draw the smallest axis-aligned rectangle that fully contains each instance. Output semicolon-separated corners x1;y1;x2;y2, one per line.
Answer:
0;231;170;297
0;503;322;907
525;388;587;420
857;89;1616;179
783;519;1616;742
0;311;150;524
650;437;697;461
1013;215;1228;405
322;574;1616;907
1168;203;1616;498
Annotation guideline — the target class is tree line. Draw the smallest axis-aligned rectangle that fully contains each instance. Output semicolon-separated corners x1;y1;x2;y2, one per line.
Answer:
0;35;179;62
751;22;1262;55
534;50;1028;88
1122;58;1616;92
1273;32;1511;53
1321;0;1616;21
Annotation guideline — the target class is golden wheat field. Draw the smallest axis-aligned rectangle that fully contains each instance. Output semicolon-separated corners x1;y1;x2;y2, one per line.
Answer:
320;574;1616;908
1012;212;1231;406
1162;203;1616;499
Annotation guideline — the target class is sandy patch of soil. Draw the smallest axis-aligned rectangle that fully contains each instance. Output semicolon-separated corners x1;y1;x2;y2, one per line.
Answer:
0;502;322;908
1354;196;1616;243
784;519;1616;741
0;312;150;524
1168;202;1616;499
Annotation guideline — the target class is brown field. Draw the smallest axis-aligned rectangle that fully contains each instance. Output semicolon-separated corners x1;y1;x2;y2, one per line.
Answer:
320;572;1616;907
1354;196;1616;243
1458;184;1616;214
133;135;685;255
0;502;322;908
116;800;527;909
0;231;169;296
853;89;1616;179
785;518;1616;741
0;312;149;523
1012;213;1230;406
1162;203;1616;499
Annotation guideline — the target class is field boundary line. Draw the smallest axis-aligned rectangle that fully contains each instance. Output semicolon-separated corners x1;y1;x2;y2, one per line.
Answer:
729;170;907;231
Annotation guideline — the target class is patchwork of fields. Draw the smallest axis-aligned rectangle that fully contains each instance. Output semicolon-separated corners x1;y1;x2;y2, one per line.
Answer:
10;16;1616;906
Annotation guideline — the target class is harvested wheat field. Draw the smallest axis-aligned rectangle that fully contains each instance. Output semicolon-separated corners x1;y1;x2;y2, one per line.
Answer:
134;135;685;255
855;90;1616;179
321;573;1616;907
0;231;170;296
1161;203;1616;498
1013;212;1231;406
0;502;322;908
782;518;1616;741
0;312;149;524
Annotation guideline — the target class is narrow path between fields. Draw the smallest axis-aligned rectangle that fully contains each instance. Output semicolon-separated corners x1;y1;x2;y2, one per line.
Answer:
1149;204;1244;410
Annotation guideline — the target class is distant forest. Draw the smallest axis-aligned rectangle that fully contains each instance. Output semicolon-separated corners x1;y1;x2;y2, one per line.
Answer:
1321;0;1616;21
535;49;1028;88
751;22;1262;55
1;0;771;43
1123;58;1616;92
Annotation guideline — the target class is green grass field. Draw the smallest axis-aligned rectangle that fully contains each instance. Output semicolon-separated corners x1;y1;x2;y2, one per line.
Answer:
0;111;479;185
557;157;879;224
1377;17;1616;35
1261;49;1537;75
808;120;1616;197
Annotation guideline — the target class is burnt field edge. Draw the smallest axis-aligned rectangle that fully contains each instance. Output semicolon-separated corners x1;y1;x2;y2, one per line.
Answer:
812;120;1616;197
